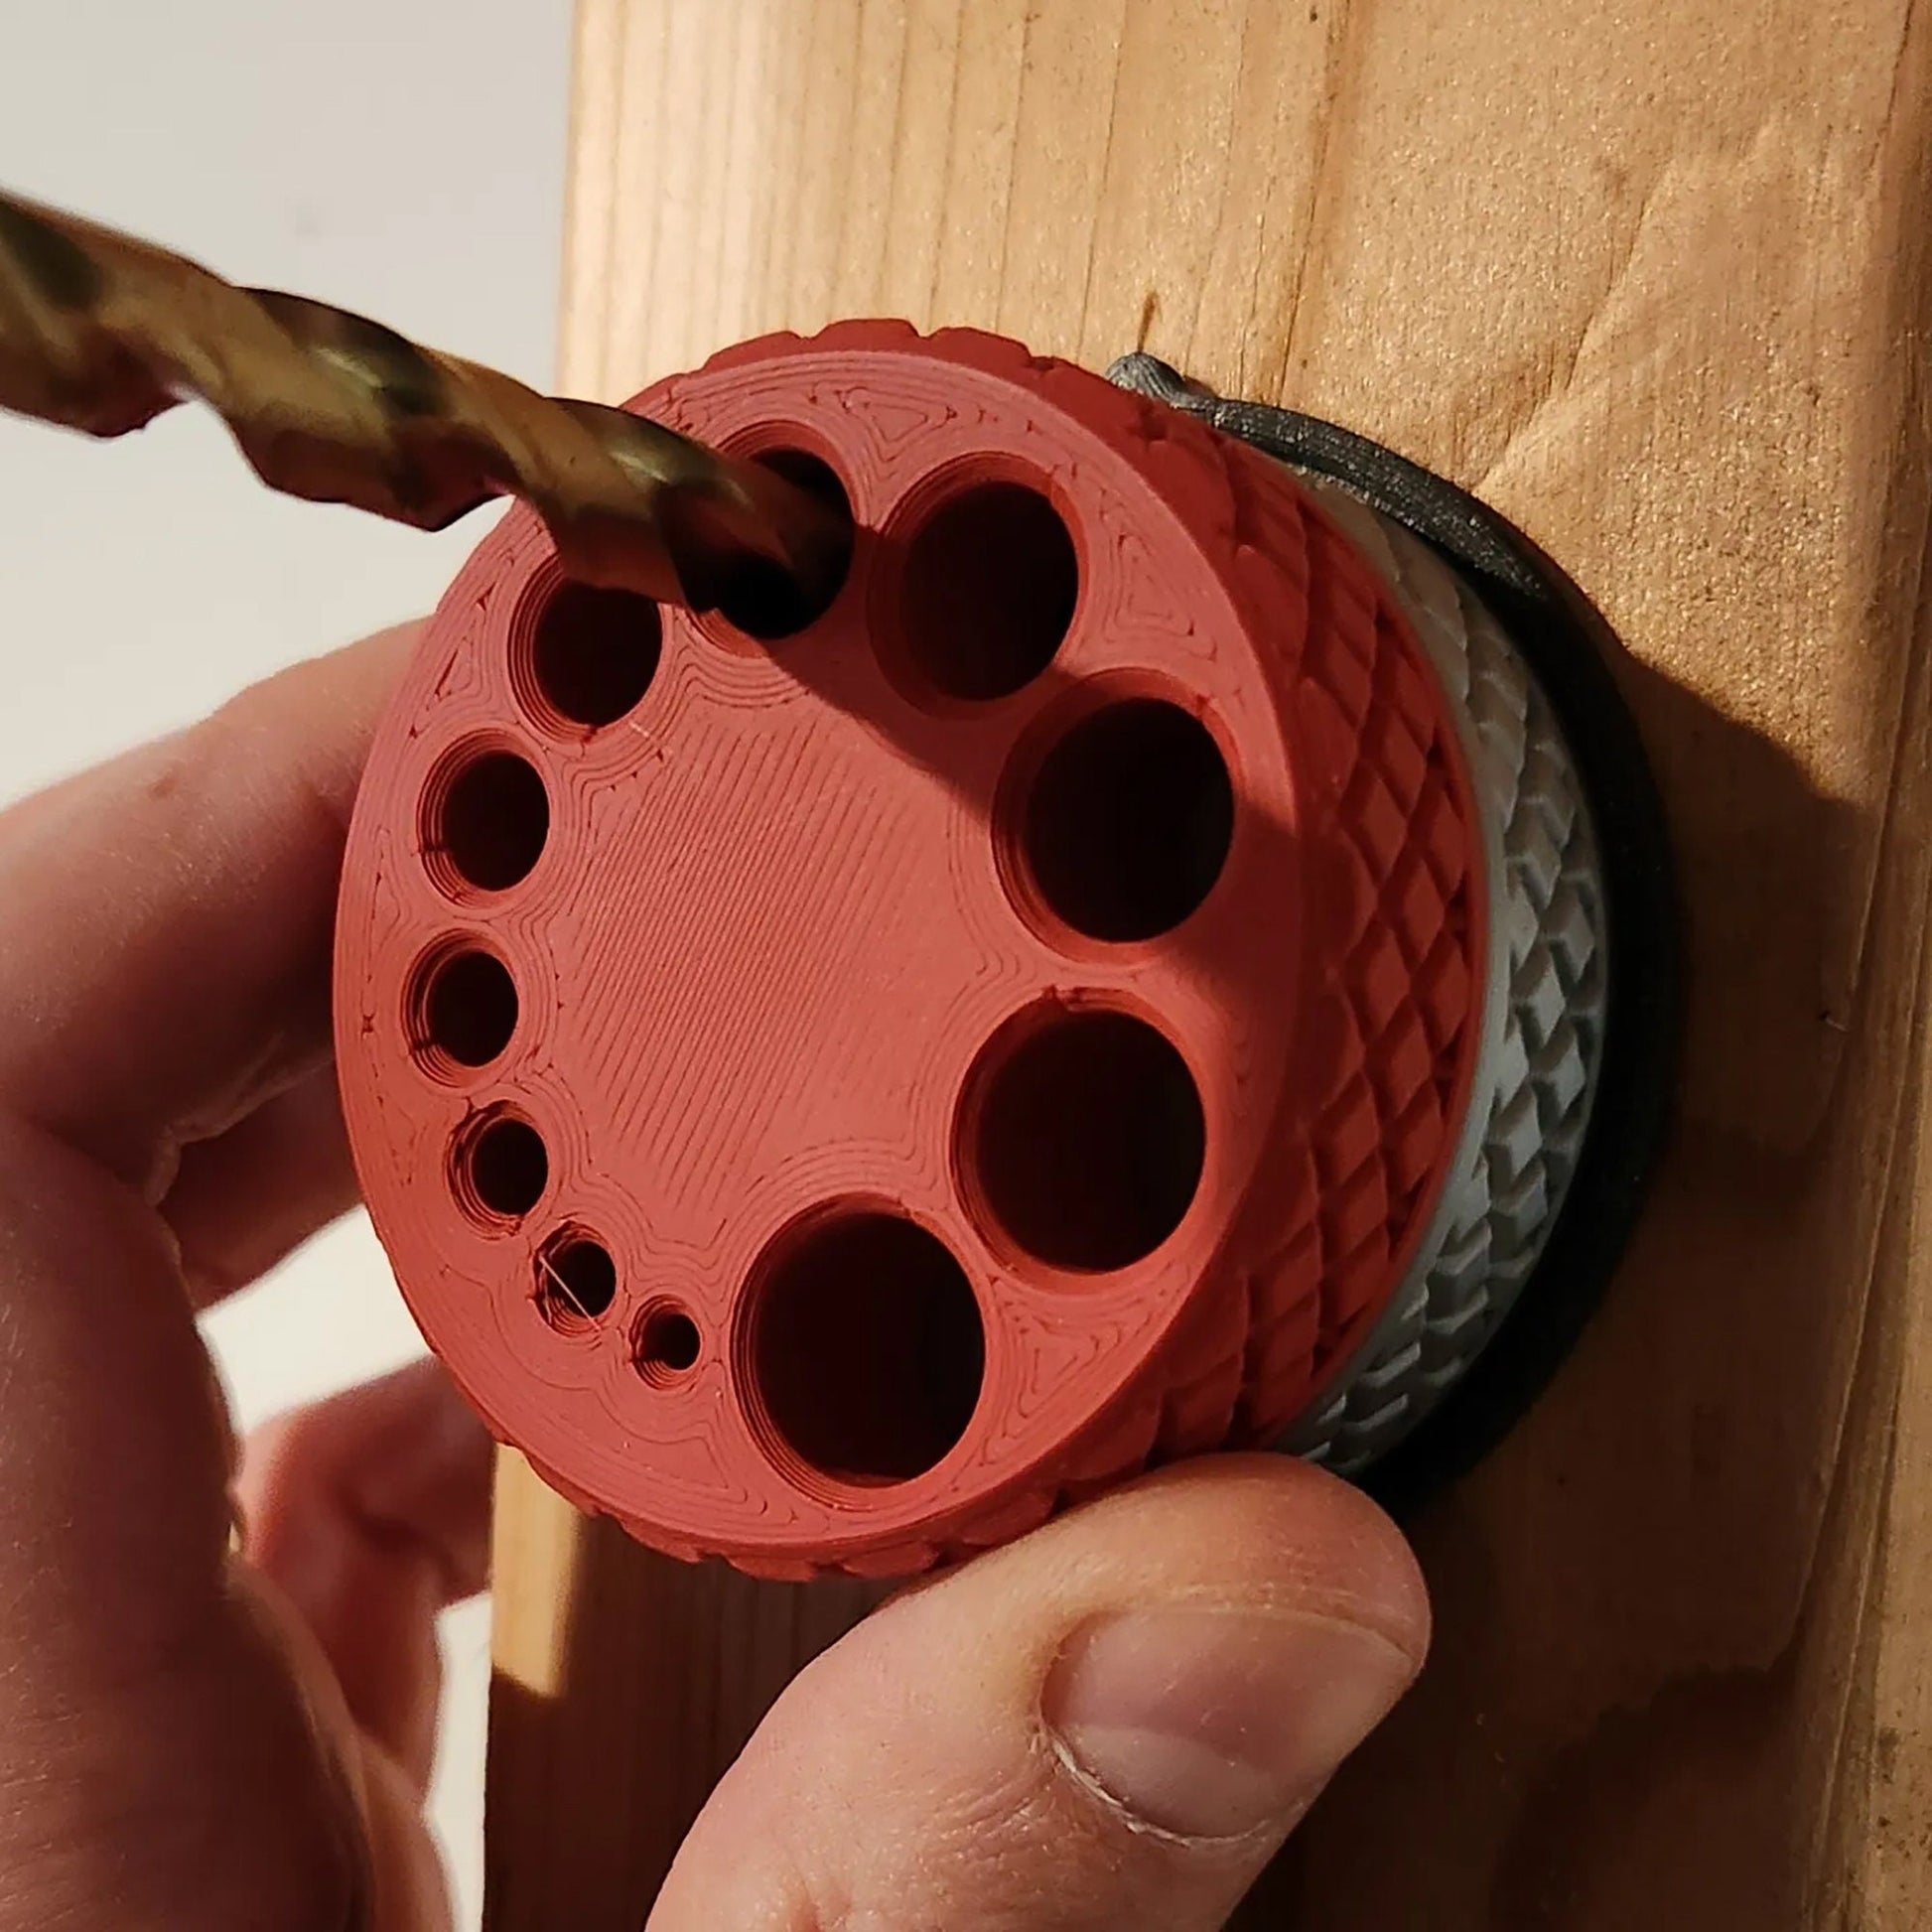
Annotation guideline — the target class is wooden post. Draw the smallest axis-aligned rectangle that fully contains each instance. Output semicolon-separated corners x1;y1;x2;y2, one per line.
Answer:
486;2;1932;1923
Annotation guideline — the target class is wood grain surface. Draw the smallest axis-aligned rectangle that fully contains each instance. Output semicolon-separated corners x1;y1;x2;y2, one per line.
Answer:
486;2;1932;1923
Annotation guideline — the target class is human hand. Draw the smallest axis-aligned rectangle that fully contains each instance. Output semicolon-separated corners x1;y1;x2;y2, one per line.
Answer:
0;627;1428;1930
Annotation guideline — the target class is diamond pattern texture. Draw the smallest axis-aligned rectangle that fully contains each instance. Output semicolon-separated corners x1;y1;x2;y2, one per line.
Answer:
1286;492;1608;1475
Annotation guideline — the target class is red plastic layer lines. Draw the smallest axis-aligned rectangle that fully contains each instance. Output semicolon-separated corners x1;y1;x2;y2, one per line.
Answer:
333;324;1486;1579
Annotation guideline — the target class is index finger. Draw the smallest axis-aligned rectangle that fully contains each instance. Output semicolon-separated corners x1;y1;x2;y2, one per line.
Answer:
0;623;416;1190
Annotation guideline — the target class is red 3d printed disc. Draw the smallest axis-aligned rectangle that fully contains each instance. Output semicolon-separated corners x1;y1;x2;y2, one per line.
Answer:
334;324;1486;1578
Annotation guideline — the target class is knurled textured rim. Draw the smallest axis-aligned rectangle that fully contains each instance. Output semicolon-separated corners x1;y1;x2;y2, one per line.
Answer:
1108;353;1678;1507
1286;486;1607;1474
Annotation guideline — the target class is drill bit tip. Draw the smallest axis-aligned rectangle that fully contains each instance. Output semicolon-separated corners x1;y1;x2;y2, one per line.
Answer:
0;188;853;615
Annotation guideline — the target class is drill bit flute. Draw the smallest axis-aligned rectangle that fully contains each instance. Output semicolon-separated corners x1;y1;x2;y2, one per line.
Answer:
0;190;851;614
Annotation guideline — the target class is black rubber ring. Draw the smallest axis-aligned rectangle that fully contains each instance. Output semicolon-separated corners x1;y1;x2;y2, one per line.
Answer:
1108;354;1682;1516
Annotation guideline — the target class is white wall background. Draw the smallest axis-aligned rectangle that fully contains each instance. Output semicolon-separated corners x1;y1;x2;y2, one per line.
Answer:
0;5;576;1922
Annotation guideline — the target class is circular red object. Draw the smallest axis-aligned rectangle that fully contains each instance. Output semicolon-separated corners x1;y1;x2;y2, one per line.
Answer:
335;324;1485;1578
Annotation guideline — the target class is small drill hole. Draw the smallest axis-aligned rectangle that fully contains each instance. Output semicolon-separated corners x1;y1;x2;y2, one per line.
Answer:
748;1210;985;1485
455;1111;550;1223
715;449;854;640
528;581;662;728
899;481;1077;700
537;1231;618;1331
1023;699;1234;941
413;946;519;1069
634;1301;702;1382
429;749;549;893
967;1007;1204;1272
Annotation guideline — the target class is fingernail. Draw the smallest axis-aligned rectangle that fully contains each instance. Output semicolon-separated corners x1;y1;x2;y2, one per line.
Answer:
1042;1608;1418;1839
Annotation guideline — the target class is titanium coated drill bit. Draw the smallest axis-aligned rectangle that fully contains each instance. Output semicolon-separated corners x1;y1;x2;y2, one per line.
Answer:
0;190;851;614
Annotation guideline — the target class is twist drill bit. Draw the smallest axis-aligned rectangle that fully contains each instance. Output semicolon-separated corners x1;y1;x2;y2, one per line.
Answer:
0;190;851;614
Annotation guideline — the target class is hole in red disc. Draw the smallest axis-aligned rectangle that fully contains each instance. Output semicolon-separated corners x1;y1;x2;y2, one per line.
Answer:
897;481;1076;700
525;581;662;729
634;1301;702;1383
453;1109;550;1225
1021;698;1233;941
411;945;519;1071
427;748;549;894
746;1210;984;1485
536;1229;618;1332
714;449;854;640
966;1006;1204;1272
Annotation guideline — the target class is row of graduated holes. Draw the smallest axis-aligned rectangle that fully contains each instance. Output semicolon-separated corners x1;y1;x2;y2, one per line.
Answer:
484;459;1089;757
441;998;1207;1488
408;465;1235;1479
424;470;1238;941
445;1105;705;1380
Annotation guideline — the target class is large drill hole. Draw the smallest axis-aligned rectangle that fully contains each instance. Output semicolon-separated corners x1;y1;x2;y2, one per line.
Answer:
536;1230;618;1332
1022;698;1234;941
527;580;662;728
749;1211;985;1485
455;1111;550;1223
715;449;854;640
968;1008;1204;1272
898;481;1077;700
414;945;519;1070
430;749;549;893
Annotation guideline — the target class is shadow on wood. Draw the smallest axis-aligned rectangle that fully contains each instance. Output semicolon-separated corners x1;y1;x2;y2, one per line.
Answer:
1250;601;1932;1927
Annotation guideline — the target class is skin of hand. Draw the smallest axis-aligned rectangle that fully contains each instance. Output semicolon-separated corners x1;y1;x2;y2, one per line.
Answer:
0;625;1430;1931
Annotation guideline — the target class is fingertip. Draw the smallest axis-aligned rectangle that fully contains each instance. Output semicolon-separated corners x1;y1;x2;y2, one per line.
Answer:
655;1453;1429;1931
242;1359;492;1601
935;1453;1431;1664
237;1360;492;1785
0;620;428;1184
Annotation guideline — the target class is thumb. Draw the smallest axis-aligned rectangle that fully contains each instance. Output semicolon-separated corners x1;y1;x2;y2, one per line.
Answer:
648;1455;1427;1931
